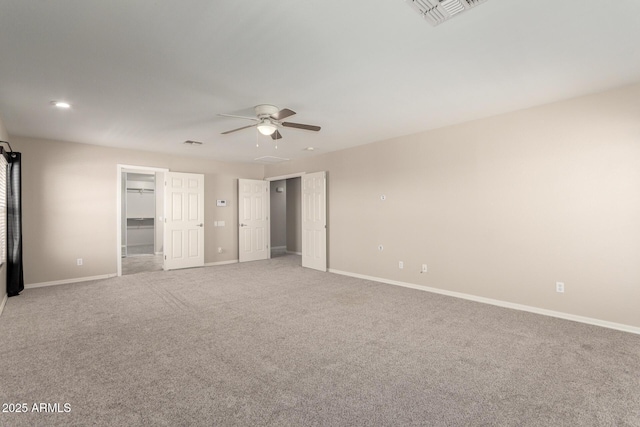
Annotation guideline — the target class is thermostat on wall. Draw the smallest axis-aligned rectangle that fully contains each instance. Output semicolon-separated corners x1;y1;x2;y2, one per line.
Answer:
216;200;227;207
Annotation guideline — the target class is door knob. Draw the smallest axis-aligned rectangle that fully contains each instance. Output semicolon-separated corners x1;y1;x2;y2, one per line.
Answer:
240;223;247;227
196;223;204;227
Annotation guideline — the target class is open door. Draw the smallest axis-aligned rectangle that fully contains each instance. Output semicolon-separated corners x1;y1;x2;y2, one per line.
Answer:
238;179;269;262
164;172;205;270
302;171;327;271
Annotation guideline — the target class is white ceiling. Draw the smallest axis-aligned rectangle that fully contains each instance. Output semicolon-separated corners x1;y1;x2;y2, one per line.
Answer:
1;0;640;164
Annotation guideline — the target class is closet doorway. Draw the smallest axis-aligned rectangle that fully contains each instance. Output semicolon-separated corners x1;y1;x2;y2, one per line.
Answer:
269;177;302;258
117;165;167;276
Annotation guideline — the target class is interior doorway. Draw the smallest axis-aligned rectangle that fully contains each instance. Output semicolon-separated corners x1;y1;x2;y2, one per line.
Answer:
116;165;168;276
269;177;302;258
268;172;327;271
123;172;156;256
121;172;161;275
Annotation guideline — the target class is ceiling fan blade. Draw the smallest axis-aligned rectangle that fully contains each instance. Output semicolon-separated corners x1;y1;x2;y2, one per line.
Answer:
271;130;283;140
271;108;296;121
221;124;257;134
281;122;321;132
217;113;259;121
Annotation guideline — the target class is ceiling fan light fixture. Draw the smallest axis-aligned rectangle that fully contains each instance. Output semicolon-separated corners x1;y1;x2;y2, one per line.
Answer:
220;105;320;138
257;121;277;136
51;101;71;109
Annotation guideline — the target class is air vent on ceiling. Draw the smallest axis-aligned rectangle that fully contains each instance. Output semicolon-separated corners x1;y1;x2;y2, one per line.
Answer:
405;0;489;26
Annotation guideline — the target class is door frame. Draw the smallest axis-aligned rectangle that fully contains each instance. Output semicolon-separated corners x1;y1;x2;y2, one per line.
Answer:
266;173;306;181
116;164;169;277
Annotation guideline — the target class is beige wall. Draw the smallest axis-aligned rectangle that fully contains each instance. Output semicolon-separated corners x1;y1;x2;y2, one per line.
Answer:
265;83;640;328
0;114;8;304
0;116;7;147
12;136;264;285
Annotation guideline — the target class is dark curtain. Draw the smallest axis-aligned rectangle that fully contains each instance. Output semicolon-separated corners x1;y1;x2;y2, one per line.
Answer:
7;152;23;296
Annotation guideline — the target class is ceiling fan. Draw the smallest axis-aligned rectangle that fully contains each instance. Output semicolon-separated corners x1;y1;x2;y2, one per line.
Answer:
218;105;321;140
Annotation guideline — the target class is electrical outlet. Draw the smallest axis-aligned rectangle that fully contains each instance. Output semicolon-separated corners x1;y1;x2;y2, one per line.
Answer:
218;247;223;254
556;282;565;293
77;258;83;266
399;261;404;269
421;264;428;273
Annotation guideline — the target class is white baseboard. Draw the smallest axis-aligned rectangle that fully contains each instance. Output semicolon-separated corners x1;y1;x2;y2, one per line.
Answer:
25;274;118;290
286;251;302;256
204;260;239;267
328;269;640;336
0;293;7;317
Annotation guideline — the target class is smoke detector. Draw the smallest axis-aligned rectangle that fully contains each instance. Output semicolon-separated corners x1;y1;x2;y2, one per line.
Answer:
405;0;489;26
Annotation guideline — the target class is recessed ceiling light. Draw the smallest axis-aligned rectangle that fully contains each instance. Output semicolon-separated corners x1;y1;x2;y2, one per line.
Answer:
304;147;315;151
51;101;71;109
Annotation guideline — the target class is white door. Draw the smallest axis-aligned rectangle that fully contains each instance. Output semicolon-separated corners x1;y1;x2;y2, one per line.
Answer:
238;179;269;262
302;171;327;271
164;172;205;270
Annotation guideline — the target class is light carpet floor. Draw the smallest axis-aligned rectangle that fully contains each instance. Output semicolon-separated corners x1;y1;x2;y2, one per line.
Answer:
1;255;639;426
121;254;163;275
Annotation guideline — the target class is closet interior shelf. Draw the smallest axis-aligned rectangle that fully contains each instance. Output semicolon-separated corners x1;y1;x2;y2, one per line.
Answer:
126;217;154;229
127;188;154;193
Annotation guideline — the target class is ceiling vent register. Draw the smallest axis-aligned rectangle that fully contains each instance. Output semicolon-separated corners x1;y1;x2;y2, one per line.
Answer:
405;0;489;26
